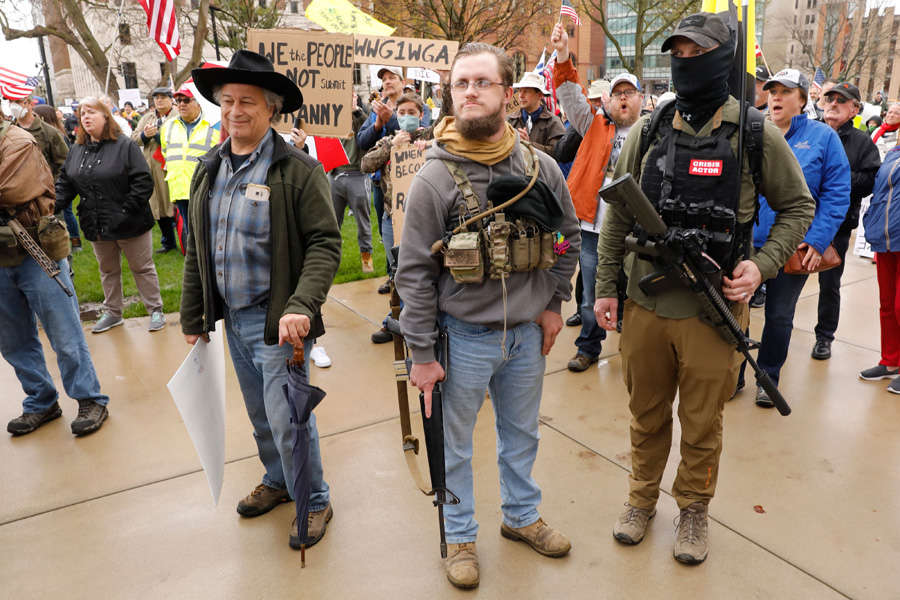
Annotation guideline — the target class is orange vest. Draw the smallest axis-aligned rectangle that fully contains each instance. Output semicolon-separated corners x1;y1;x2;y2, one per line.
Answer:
553;60;616;224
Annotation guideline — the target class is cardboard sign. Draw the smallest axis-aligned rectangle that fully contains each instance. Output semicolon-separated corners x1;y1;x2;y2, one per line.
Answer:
354;35;457;70
390;142;428;244
407;67;440;83
248;29;354;137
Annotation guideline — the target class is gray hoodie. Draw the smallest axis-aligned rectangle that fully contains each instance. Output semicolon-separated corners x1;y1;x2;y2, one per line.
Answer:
396;136;580;364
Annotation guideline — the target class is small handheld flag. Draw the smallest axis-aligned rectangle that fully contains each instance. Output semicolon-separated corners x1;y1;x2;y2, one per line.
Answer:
560;0;582;26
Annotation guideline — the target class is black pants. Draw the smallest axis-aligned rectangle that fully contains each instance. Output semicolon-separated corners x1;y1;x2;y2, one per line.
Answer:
157;217;176;250
814;228;853;343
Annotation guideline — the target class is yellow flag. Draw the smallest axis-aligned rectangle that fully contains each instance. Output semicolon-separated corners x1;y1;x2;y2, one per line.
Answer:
700;0;756;75
305;0;395;36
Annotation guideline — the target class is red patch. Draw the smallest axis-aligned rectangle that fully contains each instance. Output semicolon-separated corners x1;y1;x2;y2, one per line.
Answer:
688;159;723;176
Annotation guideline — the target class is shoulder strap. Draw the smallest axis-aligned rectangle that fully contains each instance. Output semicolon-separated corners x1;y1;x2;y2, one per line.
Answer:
744;105;765;198
519;140;539;178
639;99;676;159
441;160;481;214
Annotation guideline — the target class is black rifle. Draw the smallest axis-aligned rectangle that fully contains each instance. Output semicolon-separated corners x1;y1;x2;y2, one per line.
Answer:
0;212;73;297
600;174;791;416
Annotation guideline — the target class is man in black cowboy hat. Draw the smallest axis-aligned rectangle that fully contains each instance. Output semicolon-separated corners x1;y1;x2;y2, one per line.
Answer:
180;50;342;549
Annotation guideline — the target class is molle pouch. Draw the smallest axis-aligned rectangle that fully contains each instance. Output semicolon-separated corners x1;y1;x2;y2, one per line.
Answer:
0;225;24;267
537;231;558;270
445;232;484;284
37;214;70;261
484;217;512;279
638;267;681;296
509;221;531;272
525;222;541;270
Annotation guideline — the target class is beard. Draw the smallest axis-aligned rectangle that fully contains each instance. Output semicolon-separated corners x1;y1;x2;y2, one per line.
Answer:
455;102;506;141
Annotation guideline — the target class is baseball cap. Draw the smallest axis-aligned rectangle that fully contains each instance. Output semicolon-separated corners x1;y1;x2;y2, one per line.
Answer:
151;87;173;98
661;12;731;52
609;73;642;93
825;81;861;103
755;64;770;82
763;68;810;93
377;66;403;80
173;85;194;99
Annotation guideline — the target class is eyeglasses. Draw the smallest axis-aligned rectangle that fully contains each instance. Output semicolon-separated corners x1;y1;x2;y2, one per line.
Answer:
822;95;850;105
174;97;193;104
610;89;639;100
450;79;505;92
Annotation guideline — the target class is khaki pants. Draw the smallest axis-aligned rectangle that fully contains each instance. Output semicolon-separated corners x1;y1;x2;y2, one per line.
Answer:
620;300;749;510
91;230;163;318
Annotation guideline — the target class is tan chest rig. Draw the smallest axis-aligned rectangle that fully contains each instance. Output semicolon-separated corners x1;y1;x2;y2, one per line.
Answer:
436;143;558;284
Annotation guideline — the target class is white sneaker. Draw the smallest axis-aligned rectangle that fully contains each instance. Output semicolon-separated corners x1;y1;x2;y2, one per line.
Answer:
310;345;332;368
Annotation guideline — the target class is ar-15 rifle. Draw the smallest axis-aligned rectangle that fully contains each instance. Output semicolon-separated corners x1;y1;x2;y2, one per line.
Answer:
0;211;73;297
600;174;791;416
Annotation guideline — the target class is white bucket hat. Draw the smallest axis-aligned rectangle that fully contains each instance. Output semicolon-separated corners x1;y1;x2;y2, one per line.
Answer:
587;79;611;100
513;72;548;94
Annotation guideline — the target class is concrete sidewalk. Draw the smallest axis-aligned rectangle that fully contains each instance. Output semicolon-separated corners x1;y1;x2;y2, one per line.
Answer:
1;253;896;599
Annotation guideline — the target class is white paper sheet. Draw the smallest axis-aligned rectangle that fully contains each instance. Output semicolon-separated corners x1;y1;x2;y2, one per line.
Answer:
167;326;226;505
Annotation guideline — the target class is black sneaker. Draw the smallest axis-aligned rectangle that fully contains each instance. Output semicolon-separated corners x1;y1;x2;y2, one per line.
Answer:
859;365;900;380
377;279;391;295
749;287;766;308
7;403;62;435
371;327;393;344
887;377;900;395
155;246;175;254
71;400;108;436
755;386;775;408
811;340;831;360
565;313;582;327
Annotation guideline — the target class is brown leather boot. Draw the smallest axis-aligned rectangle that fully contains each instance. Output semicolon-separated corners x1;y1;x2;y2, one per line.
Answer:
445;542;479;589
361;251;374;273
236;483;290;517
500;518;571;557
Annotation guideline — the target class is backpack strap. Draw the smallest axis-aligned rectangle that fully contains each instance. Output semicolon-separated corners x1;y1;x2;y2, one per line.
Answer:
441;160;482;215
744;105;765;199
639;99;676;160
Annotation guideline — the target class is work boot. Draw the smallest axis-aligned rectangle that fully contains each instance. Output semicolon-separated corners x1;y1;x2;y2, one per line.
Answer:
70;236;83;252
613;503;656;545
500;518;571;557
377;279;391;295
567;352;599;373
70;400;108;436
859;364;900;380
445;542;479;589
755;386;774;409
7;403;62;436
371;327;393;344
565;312;581;327
673;502;709;565
236;483;290;517
811;339;831;360
92;313;124;334
290;503;333;549
361;252;374;273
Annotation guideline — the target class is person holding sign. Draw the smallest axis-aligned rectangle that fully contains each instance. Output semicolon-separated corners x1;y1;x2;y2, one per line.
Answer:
396;42;580;589
507;72;566;155
181;50;342;551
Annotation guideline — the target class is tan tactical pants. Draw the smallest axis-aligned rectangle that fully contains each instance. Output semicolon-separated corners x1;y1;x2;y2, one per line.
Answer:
619;300;749;510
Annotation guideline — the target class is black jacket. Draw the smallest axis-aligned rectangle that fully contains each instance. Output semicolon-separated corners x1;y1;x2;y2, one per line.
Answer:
56;134;154;241
836;119;882;234
554;126;583;164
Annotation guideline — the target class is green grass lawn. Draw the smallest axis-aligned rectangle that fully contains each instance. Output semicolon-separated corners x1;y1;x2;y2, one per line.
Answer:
70;207;387;318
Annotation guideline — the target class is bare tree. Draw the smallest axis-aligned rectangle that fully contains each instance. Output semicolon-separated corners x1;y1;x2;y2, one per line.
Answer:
580;0;700;78
372;0;554;49
203;0;282;54
0;0;208;98
784;0;886;81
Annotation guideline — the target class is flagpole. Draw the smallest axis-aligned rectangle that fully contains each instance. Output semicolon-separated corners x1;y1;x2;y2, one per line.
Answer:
105;0;128;95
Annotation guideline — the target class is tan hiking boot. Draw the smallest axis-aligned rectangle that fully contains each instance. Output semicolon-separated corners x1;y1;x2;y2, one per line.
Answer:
674;502;709;565
361;251;374;273
500;518;571;557
613;503;656;545
445;542;479;589
290;503;333;549
236;483;290;517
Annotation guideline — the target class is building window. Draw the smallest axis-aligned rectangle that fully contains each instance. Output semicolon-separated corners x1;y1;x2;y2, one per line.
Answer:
118;23;131;45
258;0;265;7
291;1;299;12
121;62;138;89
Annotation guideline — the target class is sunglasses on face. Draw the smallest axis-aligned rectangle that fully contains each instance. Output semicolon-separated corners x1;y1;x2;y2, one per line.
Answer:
174;97;193;105
823;95;850;105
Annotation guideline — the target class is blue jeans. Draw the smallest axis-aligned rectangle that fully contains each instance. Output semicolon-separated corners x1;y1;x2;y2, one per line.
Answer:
381;210;395;271
439;314;545;543
62;206;80;238
0;257;108;413
574;230;606;358
224;304;329;510
757;269;809;386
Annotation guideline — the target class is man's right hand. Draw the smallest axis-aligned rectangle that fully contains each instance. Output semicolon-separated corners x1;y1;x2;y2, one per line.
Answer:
409;361;445;418
184;333;209;345
594;298;619;331
551;23;570;63
392;130;411;147
372;100;393;130
143;123;158;138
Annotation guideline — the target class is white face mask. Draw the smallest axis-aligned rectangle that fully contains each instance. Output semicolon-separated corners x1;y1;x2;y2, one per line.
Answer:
8;103;27;121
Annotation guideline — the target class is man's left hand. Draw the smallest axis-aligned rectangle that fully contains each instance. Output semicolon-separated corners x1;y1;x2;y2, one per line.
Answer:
723;260;762;303
278;313;310;346
535;310;563;355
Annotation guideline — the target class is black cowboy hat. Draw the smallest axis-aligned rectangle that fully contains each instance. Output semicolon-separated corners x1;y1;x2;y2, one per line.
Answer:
191;50;302;114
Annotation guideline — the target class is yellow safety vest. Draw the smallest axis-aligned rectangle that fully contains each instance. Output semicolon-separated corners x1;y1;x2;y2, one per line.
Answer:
160;117;220;201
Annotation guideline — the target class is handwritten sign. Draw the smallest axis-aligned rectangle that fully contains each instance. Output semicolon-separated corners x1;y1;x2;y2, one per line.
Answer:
248;28;354;137
305;0;395;36
354;35;457;70
390;143;428;244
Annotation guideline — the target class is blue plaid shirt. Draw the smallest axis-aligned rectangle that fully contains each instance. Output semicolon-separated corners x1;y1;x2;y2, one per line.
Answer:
209;129;276;310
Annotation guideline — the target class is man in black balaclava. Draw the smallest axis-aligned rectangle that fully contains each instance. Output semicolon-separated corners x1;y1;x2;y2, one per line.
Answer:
593;12;815;566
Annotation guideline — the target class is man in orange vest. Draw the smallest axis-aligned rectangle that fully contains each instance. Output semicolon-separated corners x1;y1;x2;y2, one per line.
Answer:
551;23;644;372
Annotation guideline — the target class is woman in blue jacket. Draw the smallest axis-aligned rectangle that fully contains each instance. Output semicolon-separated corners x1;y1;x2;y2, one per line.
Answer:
860;144;900;394
753;70;851;407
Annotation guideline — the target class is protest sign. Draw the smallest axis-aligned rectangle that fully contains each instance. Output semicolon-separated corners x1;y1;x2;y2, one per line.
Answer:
354;35;457;70
407;67;440;83
390;142;427;244
248;28;354;137
305;0;395;36
118;88;142;108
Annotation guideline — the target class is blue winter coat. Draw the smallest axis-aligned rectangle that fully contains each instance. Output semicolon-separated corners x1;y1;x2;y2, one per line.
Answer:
753;114;850;254
863;146;900;253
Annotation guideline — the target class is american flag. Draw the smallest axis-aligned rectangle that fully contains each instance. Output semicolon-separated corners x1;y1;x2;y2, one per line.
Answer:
560;0;581;26
0;67;38;100
138;0;181;61
535;50;559;116
812;67;826;89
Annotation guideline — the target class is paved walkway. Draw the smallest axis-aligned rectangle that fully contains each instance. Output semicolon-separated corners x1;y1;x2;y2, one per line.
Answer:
1;253;896;599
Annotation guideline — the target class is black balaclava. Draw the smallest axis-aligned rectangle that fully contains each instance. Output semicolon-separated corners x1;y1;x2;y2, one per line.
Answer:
671;37;735;129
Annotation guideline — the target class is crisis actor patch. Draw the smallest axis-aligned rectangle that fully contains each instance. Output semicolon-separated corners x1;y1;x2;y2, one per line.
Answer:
688;159;723;176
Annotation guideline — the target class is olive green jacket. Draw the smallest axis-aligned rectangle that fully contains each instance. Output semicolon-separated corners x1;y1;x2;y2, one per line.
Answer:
20;118;68;178
596;96;815;318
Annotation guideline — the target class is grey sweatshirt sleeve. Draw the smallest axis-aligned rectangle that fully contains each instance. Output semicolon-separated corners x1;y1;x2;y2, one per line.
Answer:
556;80;596;138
